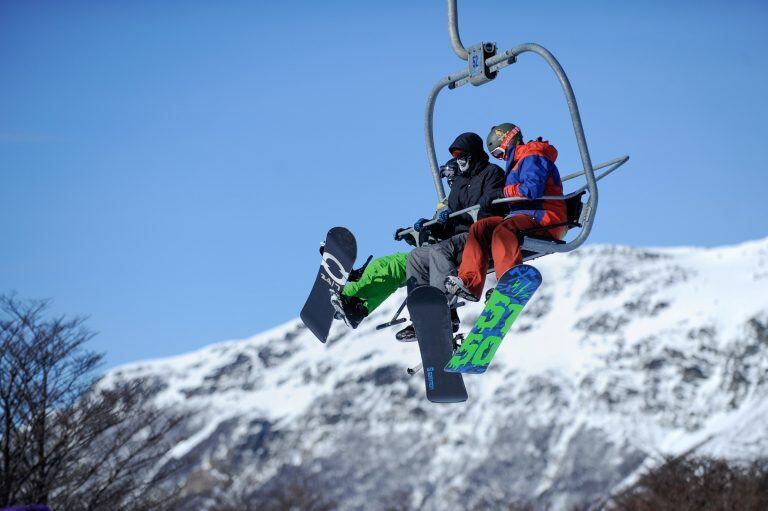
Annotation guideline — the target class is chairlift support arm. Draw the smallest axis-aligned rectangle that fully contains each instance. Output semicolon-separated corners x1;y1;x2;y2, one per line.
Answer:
447;0;468;60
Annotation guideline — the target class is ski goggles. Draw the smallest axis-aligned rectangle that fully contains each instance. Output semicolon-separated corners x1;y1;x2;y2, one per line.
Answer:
490;147;506;159
491;126;521;160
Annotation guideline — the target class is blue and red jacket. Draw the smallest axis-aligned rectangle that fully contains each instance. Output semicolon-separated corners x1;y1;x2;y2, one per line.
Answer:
502;139;567;233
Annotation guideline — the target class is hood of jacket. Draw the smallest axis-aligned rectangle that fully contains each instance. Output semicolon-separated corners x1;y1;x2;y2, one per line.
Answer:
511;139;558;170
448;132;490;176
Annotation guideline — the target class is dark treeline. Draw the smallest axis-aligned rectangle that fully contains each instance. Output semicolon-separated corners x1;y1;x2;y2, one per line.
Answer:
201;455;768;510
0;295;186;511
608;455;768;511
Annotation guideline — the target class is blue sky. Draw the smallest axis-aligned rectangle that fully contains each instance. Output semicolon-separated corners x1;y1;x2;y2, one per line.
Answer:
1;1;767;367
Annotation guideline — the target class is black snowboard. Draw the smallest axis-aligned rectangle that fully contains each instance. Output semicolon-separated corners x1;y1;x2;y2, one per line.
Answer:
407;286;468;403
300;227;357;343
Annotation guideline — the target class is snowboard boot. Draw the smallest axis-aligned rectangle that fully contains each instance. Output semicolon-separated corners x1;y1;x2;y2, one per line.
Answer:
444;275;479;302
330;292;368;329
395;324;417;342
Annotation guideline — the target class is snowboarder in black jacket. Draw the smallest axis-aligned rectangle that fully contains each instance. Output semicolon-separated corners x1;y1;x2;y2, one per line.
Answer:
396;132;505;340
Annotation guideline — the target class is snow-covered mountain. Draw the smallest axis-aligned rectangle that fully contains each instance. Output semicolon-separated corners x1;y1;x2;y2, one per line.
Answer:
104;237;768;510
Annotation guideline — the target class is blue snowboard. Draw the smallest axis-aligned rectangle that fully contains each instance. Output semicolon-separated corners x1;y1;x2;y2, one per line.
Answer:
445;264;542;374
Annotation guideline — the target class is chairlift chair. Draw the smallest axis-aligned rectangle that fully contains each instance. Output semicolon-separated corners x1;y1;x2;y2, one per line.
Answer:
379;0;629;331
394;0;629;261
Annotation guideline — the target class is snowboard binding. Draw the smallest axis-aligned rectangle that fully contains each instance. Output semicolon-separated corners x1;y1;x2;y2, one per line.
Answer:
329;291;367;329
452;333;465;351
444;276;480;302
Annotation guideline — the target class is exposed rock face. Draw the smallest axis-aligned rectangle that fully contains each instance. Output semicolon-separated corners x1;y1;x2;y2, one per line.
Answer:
103;238;768;510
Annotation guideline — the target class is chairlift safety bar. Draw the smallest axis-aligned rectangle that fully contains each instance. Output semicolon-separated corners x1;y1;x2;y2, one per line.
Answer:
396;155;628;242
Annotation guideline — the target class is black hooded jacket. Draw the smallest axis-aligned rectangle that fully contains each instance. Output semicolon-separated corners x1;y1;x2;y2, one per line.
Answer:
430;132;505;238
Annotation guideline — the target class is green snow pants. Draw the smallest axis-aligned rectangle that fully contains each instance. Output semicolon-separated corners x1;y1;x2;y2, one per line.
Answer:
342;252;408;314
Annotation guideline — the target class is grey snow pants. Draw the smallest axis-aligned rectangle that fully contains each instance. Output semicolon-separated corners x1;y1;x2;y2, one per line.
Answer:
405;233;468;293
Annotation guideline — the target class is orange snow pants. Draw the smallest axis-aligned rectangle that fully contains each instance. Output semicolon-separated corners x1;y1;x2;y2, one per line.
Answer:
458;215;566;298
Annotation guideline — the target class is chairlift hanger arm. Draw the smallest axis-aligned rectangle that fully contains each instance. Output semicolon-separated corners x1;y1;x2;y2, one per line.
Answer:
447;0;468;60
424;72;470;204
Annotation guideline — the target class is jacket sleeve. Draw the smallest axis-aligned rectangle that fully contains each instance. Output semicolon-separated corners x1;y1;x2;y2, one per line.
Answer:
476;166;506;216
504;156;549;199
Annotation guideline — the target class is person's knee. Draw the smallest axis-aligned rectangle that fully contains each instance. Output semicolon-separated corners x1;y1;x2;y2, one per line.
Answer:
471;217;499;241
469;219;487;236
406;248;430;280
429;243;452;262
405;249;424;270
493;223;521;247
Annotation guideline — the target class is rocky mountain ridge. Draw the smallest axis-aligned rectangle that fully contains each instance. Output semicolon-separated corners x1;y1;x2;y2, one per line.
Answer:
104;237;768;510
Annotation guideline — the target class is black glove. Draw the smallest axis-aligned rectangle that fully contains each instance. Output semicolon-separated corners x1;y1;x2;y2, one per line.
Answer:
479;191;503;209
413;218;430;232
436;207;452;225
394;227;417;246
348;255;373;282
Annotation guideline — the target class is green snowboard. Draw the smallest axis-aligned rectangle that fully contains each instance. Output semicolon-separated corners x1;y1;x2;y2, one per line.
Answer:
445;264;542;374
